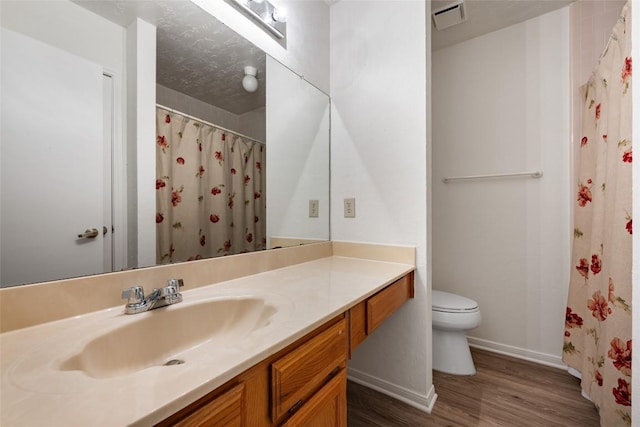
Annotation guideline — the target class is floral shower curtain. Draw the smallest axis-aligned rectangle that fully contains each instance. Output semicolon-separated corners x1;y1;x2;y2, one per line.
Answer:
156;107;266;263
563;3;632;426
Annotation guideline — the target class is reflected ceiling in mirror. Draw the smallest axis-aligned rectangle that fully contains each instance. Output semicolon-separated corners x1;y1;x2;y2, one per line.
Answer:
76;0;266;115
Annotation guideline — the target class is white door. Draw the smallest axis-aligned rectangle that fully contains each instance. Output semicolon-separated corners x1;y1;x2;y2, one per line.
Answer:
1;28;107;287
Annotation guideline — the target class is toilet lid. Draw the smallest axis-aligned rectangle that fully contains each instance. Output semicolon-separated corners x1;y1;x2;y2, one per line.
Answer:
432;290;479;312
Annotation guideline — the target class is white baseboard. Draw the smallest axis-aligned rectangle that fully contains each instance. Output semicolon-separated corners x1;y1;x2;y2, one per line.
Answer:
467;336;567;370
347;367;437;413
567;366;582;379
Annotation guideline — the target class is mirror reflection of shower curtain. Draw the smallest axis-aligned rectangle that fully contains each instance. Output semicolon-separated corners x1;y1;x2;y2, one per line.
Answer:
155;107;266;263
563;3;632;426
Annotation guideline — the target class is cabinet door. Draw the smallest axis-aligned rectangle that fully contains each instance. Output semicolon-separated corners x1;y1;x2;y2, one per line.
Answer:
281;369;346;427
271;318;347;423
173;383;245;427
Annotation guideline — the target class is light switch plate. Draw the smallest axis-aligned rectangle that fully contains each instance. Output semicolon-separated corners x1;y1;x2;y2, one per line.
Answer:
344;198;355;218
309;200;319;218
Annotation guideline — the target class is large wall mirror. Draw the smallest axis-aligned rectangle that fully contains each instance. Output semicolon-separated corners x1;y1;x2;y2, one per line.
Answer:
0;0;330;288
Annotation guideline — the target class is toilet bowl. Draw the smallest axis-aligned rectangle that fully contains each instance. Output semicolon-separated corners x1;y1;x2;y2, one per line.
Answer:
432;290;481;375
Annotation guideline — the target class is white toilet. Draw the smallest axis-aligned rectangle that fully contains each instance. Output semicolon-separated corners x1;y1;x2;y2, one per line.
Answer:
432;290;481;375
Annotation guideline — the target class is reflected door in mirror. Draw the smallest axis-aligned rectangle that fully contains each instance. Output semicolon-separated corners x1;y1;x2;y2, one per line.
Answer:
0;29;110;287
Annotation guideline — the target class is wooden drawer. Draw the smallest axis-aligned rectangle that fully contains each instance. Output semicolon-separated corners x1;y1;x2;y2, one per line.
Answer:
281;369;346;427
271;318;347;423
173;382;244;427
366;273;414;334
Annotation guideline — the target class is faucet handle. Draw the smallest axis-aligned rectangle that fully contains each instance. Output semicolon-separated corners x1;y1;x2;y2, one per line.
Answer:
122;286;145;305
166;278;184;289
164;279;184;296
162;279;184;304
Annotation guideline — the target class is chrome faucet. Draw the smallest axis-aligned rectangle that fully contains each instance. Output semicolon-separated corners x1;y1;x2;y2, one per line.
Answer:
121;279;184;314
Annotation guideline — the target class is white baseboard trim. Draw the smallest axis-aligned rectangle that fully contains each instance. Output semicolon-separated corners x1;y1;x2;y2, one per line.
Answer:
467;336;567;370
567;366;582;379
347;367;437;413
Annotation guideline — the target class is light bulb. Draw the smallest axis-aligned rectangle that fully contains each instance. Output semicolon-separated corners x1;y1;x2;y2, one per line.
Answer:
272;8;287;23
242;75;258;92
242;66;258;92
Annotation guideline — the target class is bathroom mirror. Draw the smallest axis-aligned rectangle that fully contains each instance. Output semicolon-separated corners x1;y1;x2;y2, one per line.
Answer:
0;0;329;287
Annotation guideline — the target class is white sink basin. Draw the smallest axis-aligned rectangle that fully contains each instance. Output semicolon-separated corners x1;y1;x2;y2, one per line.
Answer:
59;296;277;379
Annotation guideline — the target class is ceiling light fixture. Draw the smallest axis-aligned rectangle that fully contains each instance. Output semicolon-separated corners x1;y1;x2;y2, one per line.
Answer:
242;66;258;93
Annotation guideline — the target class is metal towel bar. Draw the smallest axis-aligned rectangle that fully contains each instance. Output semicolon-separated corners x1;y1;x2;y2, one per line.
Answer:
442;170;543;183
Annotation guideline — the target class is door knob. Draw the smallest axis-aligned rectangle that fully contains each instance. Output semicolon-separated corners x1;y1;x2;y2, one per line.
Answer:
77;228;99;239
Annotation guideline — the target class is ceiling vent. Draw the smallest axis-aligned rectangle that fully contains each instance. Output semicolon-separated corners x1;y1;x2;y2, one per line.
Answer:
432;1;467;31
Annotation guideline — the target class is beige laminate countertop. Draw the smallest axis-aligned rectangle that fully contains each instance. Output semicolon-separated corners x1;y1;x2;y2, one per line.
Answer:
1;256;414;426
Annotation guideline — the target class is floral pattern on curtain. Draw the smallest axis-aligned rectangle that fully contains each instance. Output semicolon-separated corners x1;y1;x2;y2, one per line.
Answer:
563;3;632;426
156;107;266;263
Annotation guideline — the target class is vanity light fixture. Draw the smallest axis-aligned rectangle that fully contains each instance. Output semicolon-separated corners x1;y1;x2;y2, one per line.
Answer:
242;66;259;93
271;7;287;23
228;0;287;44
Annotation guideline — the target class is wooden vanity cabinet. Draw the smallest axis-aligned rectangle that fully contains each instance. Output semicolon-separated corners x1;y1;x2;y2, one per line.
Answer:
271;318;347;425
172;383;245;427
281;369;347;427
157;316;346;427
348;272;414;356
157;381;249;427
157;271;413;427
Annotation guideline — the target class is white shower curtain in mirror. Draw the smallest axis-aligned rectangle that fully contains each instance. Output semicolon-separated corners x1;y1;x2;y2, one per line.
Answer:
563;3;632;426
156;107;266;263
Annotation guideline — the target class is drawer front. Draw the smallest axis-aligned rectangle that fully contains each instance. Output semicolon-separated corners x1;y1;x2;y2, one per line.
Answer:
271;318;347;423
174;382;244;427
366;273;414;334
281;369;347;427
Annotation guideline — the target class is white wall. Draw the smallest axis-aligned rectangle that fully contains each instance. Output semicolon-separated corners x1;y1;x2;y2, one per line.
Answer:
432;8;570;366
331;1;433;411
126;18;157;269
0;1;124;72
238;106;267;143
266;56;330;245
571;0;627;86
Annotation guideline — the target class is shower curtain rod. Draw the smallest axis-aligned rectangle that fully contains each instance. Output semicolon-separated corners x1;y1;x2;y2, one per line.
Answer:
442;170;543;183
156;104;265;145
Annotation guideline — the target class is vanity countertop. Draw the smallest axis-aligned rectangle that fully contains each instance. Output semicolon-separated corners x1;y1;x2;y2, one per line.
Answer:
0;255;414;426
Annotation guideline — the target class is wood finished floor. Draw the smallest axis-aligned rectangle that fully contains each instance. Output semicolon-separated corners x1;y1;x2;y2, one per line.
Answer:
347;348;600;426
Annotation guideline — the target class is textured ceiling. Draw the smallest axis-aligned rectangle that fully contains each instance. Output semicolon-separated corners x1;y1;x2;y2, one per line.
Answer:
431;0;575;50
75;0;266;115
